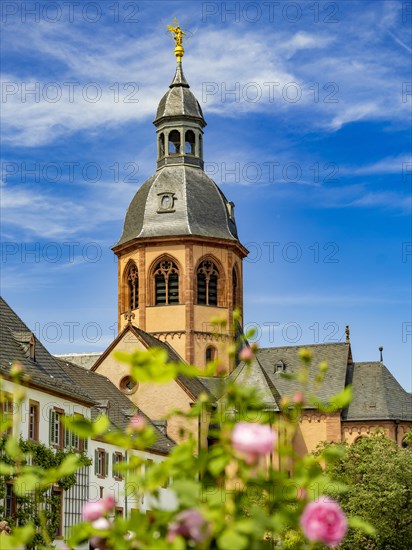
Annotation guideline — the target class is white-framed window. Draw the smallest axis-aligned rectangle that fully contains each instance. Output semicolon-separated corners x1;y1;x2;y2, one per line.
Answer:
28;400;39;441
112;452;124;480
49;408;64;448
95;448;109;478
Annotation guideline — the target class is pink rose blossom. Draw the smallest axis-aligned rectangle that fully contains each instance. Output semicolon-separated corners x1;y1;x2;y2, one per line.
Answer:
293;391;305;405
216;363;226;375
300;497;347;548
82;500;107;522
82;495;115;522
239;346;254;362
231;422;277;463
102;494;116;512
167;509;211;544
128;414;146;432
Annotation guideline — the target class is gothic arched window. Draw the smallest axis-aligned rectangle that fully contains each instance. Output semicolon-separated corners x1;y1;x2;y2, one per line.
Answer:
197;260;218;306
154;260;179;305
205;345;217;364
127;263;138;310
185;130;195;155
168;130;181;154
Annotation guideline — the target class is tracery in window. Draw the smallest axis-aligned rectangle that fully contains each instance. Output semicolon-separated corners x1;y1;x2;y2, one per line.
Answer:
197;260;218;306
127;263;138;310
154;260;179;305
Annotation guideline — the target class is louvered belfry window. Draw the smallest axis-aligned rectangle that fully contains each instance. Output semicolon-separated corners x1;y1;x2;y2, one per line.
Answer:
154;260;179;305
197;260;218;306
127;263;138;310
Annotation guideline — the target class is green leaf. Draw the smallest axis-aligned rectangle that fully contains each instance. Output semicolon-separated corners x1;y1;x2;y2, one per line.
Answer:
218;529;249;550
63;414;94;437
310;385;353;412
13;472;40;495
208;454;230;476
330;385;353;409
5;437;21;460
0;462;14;475
348;516;376;536
93;414;110;435
0;525;35;549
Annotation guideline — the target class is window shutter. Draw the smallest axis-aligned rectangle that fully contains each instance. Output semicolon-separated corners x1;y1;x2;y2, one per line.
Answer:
105;453;109;477
94;450;98;475
49;410;55;444
112;453;116;477
64;426;70;449
83;436;88;453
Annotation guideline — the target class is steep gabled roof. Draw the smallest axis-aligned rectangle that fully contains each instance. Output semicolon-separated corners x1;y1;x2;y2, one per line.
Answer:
91;324;211;401
0;297;94;405
228;357;281;410
56;358;175;454
343;362;412;421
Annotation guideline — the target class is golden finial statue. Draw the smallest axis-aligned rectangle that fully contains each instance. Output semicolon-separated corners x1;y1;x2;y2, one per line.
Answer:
167;18;186;62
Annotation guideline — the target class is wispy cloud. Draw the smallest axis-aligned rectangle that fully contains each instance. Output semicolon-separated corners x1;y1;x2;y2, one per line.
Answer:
0;178;135;239
1;1;409;146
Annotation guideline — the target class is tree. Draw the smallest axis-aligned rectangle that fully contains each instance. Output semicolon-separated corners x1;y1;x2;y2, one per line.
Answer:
317;432;412;549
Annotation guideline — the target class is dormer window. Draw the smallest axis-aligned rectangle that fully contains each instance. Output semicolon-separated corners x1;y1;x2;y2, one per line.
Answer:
185;130;195;155
29;334;36;361
275;360;285;374
168;130;181;154
157;192;176;213
227;201;235;222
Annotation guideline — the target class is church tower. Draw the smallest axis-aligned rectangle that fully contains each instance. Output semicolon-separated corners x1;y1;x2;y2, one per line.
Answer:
112;25;248;373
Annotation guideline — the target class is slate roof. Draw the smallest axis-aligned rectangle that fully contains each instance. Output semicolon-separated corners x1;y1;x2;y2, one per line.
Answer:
115;165;239;247
201;343;412;422
343;362;412;421
154;63;205;124
201;343;349;409
0;297;95;405
55;353;100;371
56;358;175;454
256;343;351;405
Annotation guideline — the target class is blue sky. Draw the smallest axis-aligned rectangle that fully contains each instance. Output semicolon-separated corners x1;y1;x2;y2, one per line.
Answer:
1;0;411;390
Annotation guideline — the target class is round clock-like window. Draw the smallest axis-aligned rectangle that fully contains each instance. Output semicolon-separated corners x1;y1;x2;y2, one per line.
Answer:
119;375;138;394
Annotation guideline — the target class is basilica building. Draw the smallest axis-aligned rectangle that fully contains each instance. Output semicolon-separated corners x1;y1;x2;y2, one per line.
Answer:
81;34;411;453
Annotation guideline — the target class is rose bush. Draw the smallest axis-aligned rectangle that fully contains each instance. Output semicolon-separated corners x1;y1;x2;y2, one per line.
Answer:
1;325;375;549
